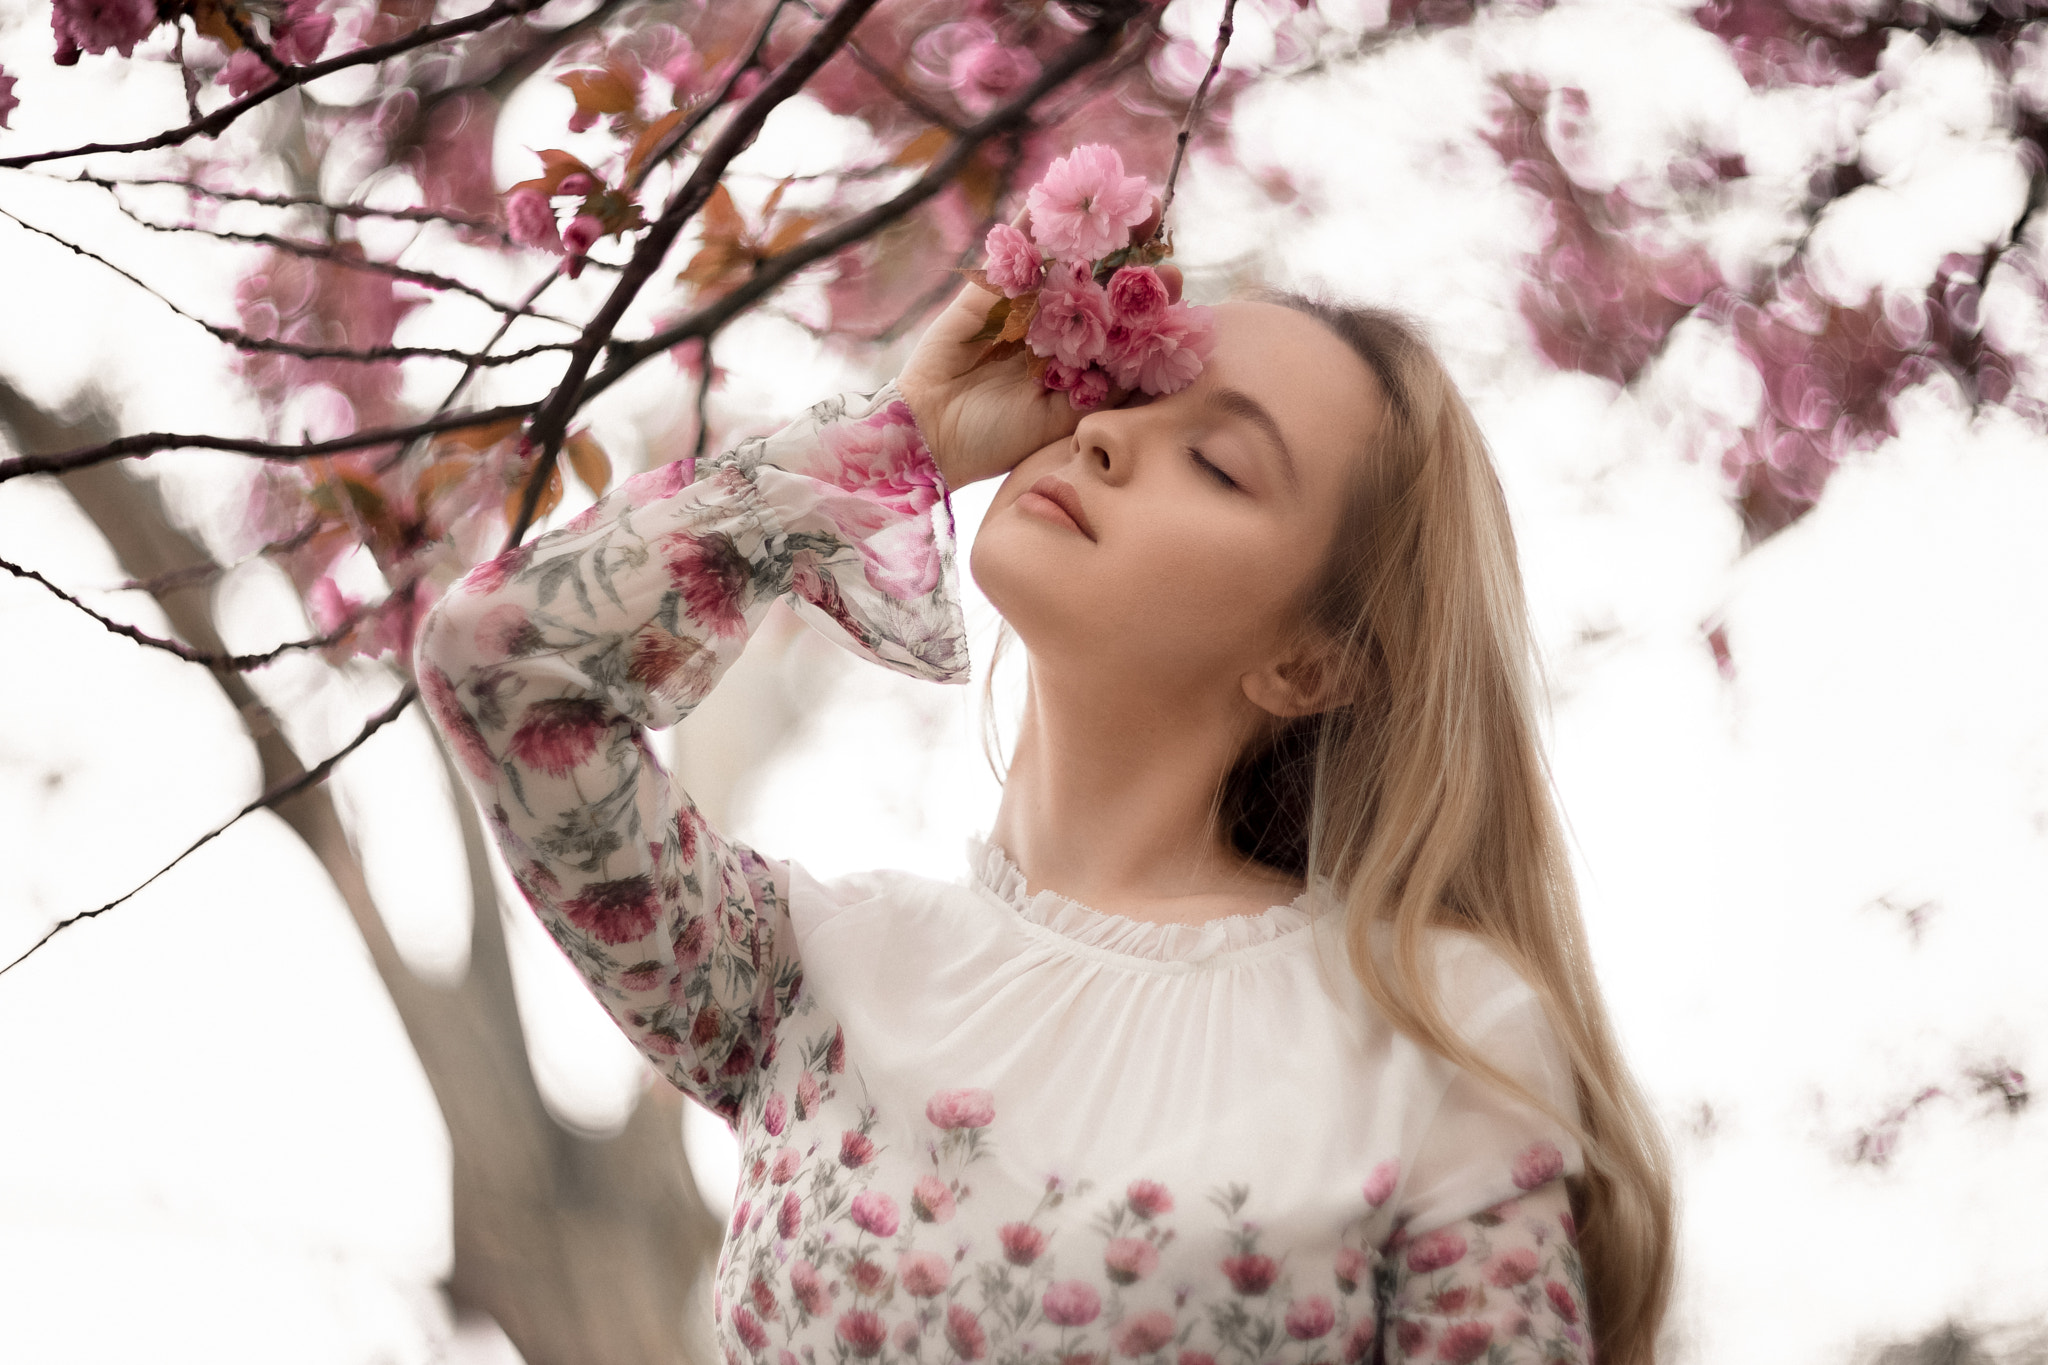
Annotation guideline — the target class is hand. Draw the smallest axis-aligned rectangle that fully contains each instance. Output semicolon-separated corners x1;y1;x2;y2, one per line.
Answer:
896;206;1181;491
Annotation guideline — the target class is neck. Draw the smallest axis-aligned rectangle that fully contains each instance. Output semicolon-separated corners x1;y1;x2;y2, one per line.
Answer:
986;656;1301;925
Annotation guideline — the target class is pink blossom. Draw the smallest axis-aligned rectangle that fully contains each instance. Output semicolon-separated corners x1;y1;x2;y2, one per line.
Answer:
849;1190;899;1237
836;1311;887;1358
1437;1322;1495;1364
925;1086;996;1130
838;1129;874;1168
912;1173;956;1223
562;213;604;277
1040;1280;1101;1327
983;222;1044;296
949;40;1039;117
1027;263;1113;369
508;697;610;775
0;69;17;129
563;875;660;945
49;0;158;64
1333;1245;1369;1292
1363;1158;1401;1209
1220;1254;1277;1295
1126;1180;1173;1218
1101;302;1214;395
946;1304;988;1361
1111;1310;1176;1357
1107;267;1169;325
791;1260;829;1315
506;188;563;252
1025;143;1152;263
1066;366;1111;411
898;1250;951;1297
1511;1139;1565;1190
272;0;333;65
222;48;277;99
1484;1247;1539;1288
556;171;597;198
998;1221;1046;1266
1102;1237;1158;1284
1404;1228;1468;1275
1284;1296;1334;1341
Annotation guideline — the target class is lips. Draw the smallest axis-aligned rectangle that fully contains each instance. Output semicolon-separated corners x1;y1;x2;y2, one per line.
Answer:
1022;474;1095;540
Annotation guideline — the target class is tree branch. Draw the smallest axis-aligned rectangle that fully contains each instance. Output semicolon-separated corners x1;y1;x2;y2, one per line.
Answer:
1155;0;1238;241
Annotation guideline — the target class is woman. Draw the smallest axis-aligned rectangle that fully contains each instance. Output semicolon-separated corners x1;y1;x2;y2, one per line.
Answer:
415;224;1676;1364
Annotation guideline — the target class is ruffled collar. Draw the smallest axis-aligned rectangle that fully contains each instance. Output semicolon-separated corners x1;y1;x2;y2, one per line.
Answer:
966;835;1337;965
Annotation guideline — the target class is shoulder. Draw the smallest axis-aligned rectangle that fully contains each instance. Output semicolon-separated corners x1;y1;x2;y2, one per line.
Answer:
1365;919;1543;1039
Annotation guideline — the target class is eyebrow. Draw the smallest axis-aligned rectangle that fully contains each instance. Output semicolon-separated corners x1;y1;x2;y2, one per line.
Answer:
1205;386;1300;493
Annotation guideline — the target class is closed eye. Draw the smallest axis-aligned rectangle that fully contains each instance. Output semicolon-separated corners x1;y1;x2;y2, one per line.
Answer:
1189;447;1238;491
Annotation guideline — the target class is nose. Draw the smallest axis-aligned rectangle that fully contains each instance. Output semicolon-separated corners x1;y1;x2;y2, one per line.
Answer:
1071;402;1142;485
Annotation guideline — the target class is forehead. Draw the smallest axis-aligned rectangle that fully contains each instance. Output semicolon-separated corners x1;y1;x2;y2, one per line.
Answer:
1199;301;1383;484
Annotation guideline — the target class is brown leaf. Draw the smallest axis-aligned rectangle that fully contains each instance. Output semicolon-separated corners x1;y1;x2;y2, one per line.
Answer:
559;66;639;117
700;182;746;244
190;0;242;50
997;292;1038;344
626;109;686;180
891;127;950;169
430;417;525;457
762;214;816;258
969;338;1027;372
967;296;1012;344
503;457;564;528
564;428;612;497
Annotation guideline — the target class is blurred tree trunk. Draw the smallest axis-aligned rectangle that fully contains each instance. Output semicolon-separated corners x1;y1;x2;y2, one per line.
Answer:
0;380;728;1365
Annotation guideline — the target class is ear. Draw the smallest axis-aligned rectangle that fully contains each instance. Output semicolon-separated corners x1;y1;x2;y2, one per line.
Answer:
1240;638;1343;720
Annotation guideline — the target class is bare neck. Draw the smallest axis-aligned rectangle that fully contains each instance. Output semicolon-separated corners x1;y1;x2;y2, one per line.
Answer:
986;661;1305;927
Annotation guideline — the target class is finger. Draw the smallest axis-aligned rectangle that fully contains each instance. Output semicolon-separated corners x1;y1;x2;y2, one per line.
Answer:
1130;195;1164;247
1157;262;1183;304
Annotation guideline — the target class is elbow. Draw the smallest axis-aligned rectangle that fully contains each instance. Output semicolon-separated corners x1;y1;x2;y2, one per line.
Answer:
415;545;529;680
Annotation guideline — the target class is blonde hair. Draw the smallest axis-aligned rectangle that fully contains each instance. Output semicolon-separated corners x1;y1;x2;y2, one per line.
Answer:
981;293;1676;1363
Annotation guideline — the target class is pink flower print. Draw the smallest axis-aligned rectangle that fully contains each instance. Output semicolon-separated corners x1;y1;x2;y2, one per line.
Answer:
751;1277;778;1318
836;1310;888;1358
1126;1180;1174;1218
763;1091;787;1136
827;1027;846;1073
643;1028;683;1055
473;603;538;659
661;530;753;638
819;404;942;518
893;1320;922;1353
1544;1280;1580;1325
49;0;159;62
1432;1286;1470;1315
1342;1318;1377;1365
1041;1280;1101;1327
419;665;496;782
1362;1158;1401;1209
1111;1310;1177;1357
999;1222;1046;1266
770;1148;800;1185
777;1190;802;1240
690;1004;723;1048
1025;143;1152;263
672;918;710;974
1220;1254;1278;1295
562;875;660;945
1404;1228;1468;1275
719;1040;756;1081
898;1250;951;1298
730;1199;751;1237
508;697;610;776
1333;1245;1368;1293
1107;267;1169;326
982;222;1044;296
850;1190;899;1238
949;39;1039;116
748;1156;766;1188
461;542;533;596
1027;263;1113;369
1395;1321;1430;1357
1484;1248;1539;1288
1101;303;1215;396
1435;1322;1494;1364
840;1130;875;1169
850;1257;887;1294
946;1304;989;1361
1512;1139;1565;1191
791;1260;829;1316
925;1087;996;1130
912;1174;957;1223
1560;1208;1577;1239
732;1306;769;1352
506;187;563;252
1284;1296;1334;1341
1103;1237;1158;1285
1177;1353;1216;1365
796;1071;821;1120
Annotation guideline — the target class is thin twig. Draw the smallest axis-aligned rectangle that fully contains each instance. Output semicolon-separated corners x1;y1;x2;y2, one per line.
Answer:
63;172;526;248
1155;0;1237;241
0;685;417;978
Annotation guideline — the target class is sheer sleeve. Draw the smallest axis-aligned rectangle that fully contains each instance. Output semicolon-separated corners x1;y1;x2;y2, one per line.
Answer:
411;383;967;1122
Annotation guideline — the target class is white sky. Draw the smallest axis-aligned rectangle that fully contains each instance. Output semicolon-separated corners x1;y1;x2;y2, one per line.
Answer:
2;0;2046;1361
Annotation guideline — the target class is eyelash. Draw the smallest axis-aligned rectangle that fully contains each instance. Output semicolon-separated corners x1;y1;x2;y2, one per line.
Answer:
1189;447;1238;491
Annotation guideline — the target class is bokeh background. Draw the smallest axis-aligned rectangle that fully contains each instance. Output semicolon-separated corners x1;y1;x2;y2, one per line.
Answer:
3;0;2047;1361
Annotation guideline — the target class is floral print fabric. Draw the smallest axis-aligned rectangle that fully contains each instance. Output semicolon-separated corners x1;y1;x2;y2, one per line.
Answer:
414;382;1593;1365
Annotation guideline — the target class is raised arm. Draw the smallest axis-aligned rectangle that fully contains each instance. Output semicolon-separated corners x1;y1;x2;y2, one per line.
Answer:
413;384;966;1124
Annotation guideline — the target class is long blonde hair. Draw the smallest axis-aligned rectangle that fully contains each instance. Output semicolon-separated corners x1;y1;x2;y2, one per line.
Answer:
981;293;1676;1363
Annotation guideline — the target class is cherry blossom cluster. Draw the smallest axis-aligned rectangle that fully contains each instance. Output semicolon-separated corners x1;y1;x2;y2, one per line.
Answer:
27;0;333;100
976;144;1214;411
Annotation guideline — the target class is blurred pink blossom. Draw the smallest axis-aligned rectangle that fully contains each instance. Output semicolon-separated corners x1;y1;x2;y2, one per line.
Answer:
562;213;604;276
1025;143;1151;262
50;0;158;65
273;0;334;65
506;188;563;251
222;49;276;99
1026;262;1112;369
983;223;1043;296
557;171;597;198
0;68;18;129
950;40;1039;116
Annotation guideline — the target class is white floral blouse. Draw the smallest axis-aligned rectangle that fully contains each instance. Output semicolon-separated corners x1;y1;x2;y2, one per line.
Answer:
414;383;1597;1365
